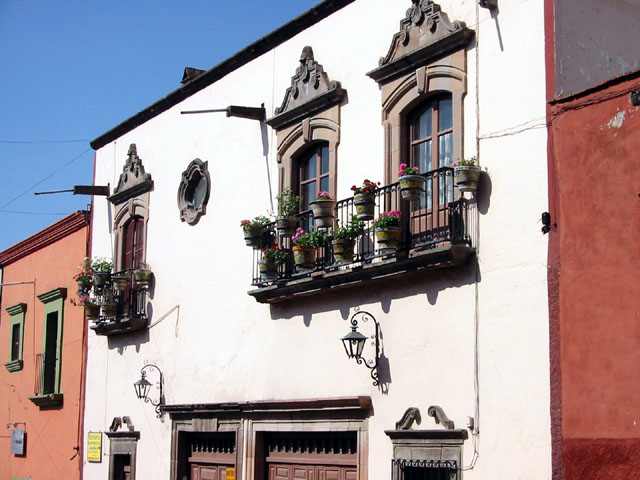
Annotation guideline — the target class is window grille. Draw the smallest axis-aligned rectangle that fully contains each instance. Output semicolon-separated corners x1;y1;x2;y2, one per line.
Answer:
392;459;458;480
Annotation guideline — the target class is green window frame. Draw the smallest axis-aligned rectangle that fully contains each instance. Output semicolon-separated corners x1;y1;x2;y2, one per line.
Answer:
4;303;26;373
35;288;66;396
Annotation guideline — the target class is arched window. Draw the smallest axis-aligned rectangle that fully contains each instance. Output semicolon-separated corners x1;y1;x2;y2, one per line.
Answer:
297;142;330;213
409;95;453;173
122;215;144;270
408;95;454;209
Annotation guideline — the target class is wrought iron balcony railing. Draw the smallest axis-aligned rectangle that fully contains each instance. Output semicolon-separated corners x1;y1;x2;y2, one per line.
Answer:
250;167;475;287
90;269;150;336
29;352;63;407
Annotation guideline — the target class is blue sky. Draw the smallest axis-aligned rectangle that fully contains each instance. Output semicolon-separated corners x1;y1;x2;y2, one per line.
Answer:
0;0;320;252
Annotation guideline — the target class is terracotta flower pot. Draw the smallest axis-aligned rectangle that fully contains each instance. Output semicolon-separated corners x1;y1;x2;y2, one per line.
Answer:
100;302;117;319
258;258;278;280
276;216;298;238
309;198;336;229
293;245;317;270
134;268;152;287
93;271;111;288
243;224;265;247
111;274;128;292
84;302;100;321
353;193;376;221
332;238;355;263
398;174;426;201
454;165;481;192
77;277;92;294
375;227;401;253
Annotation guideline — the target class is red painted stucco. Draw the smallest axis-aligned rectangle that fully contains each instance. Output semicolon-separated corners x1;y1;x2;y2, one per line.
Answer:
0;212;89;480
548;75;640;477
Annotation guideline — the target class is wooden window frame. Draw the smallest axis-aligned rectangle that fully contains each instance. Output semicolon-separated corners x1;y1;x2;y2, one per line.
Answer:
408;95;454;173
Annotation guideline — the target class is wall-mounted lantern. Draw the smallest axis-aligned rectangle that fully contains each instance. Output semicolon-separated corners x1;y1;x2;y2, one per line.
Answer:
341;308;380;386
133;364;164;418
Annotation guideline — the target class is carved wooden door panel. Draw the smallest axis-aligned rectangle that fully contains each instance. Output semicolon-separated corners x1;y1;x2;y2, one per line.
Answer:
191;464;226;480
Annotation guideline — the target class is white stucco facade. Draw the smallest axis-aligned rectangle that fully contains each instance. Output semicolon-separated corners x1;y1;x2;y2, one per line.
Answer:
83;1;551;479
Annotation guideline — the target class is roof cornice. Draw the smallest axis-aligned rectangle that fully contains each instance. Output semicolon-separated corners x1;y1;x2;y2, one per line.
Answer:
90;0;355;150
0;211;89;267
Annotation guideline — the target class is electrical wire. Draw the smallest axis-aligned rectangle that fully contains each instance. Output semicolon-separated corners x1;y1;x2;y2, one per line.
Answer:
0;139;89;144
0;147;91;210
0;210;73;216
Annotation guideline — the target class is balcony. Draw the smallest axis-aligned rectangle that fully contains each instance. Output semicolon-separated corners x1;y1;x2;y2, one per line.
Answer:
89;269;150;336
28;352;63;408
248;168;476;303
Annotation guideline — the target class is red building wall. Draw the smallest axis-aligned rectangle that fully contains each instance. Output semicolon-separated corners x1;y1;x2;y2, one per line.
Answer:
0;212;89;480
548;75;640;478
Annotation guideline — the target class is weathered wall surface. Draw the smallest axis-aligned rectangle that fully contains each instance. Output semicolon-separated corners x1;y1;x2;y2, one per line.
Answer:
554;0;640;98
84;1;551;478
549;74;640;478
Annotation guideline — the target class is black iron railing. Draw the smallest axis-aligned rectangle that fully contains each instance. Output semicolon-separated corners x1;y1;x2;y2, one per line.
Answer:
392;459;458;480
92;269;148;322
251;168;474;285
34;352;57;395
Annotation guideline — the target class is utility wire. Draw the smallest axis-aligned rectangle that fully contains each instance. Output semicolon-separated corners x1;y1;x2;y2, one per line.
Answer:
0;210;73;216
0;147;91;210
0;139;89;144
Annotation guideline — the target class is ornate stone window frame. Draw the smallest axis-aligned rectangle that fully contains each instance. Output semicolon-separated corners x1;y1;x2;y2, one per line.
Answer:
367;1;474;184
106;416;140;480
267;46;346;199
108;144;153;272
177;158;211;226
4;303;26;373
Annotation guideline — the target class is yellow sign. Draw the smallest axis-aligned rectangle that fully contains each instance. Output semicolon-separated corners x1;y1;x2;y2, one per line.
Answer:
226;467;235;480
87;432;102;462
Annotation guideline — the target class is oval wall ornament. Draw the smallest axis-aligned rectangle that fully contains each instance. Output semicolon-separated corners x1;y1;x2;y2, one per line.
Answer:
177;158;210;225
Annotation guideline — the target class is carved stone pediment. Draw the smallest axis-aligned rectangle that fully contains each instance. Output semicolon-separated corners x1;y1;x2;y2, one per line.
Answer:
367;1;474;84
108;144;154;205
267;46;346;130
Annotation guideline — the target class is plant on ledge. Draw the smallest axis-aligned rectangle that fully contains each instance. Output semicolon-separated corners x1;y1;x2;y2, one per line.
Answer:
241;215;271;248
309;191;336;229
397;163;425;202
134;262;152;288
374;210;402;253
91;257;113;288
275;187;302;238
332;215;365;263
452;156;480;193
292;228;327;270
74;257;93;294
259;244;288;280
351;180;380;220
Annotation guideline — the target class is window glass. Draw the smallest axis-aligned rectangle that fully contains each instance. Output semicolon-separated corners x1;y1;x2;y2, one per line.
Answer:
413;108;432;140
320;146;329;175
438;98;453;131
11;324;20;361
302;154;316;181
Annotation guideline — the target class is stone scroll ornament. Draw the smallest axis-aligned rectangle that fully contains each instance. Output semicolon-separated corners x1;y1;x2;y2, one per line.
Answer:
267;46;346;129
109;144;154;205
378;0;467;67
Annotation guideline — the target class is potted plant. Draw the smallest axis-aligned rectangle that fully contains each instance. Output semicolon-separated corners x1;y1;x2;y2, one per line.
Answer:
74;293;100;321
74;257;93;294
111;271;129;292
276;188;302;237
240;215;271;248
332;215;365;264
100;291;117;318
134;262;152;288
292;228;327;270
351;179;380;221
374;210;402;253
452;157;481;192
309;191;336;229
259;244;288;280
91;257;113;288
398;163;425;201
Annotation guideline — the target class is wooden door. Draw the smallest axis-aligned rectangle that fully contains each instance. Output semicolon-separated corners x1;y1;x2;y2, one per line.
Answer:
191;464;226;480
268;464;356;480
